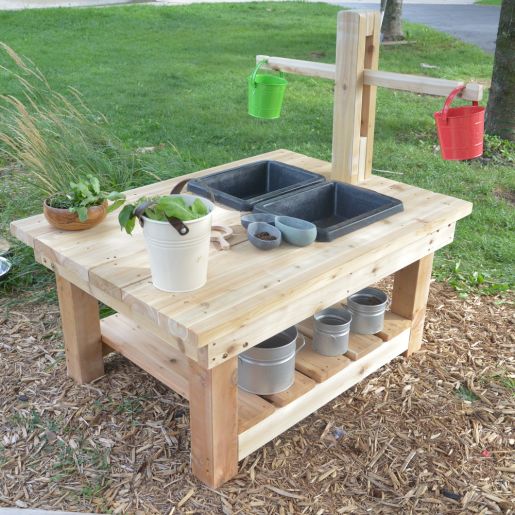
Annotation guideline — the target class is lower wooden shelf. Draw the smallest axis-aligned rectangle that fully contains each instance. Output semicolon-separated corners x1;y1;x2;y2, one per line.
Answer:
101;314;275;435
237;312;411;460
100;311;411;460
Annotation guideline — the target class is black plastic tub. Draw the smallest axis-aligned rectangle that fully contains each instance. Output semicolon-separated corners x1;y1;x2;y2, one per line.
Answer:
254;181;404;242
187;161;325;211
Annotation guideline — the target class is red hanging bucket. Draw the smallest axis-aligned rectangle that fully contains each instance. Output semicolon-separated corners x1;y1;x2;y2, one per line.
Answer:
434;85;485;160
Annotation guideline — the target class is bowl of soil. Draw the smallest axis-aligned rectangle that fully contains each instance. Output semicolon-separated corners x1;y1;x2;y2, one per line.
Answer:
247;222;281;250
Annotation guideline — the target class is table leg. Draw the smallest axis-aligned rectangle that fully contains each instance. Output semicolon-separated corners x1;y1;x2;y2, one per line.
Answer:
188;357;238;488
55;274;104;384
391;253;434;356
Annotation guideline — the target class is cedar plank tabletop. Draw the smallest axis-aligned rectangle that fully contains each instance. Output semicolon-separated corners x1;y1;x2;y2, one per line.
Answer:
11;149;472;369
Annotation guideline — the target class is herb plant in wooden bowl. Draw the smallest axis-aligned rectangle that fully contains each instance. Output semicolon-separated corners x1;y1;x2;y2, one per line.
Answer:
119;192;214;292
44;175;125;231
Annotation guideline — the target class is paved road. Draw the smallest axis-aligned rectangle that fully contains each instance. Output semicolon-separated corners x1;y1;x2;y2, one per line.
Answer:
340;2;501;53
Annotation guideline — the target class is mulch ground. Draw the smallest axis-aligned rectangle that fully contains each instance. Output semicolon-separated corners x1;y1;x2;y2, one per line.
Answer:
0;281;513;515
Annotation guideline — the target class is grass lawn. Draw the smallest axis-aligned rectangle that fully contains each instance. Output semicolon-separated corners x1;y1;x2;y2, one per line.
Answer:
475;0;502;5
0;2;513;298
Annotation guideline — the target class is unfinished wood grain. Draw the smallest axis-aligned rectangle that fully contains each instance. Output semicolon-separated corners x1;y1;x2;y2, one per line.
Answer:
261;371;316;407
391;253;434;356
238;390;275;434
198;222;456;366
295;338;352;383
99;313;274;434
55;274;104;384
361;12;380;179
376;311;412;342
254;60;483;102
346;333;383;361
12;150;471;368
100;313;190;399
189;357;238;488
239;328;409;460
363;70;484;102
331;10;367;184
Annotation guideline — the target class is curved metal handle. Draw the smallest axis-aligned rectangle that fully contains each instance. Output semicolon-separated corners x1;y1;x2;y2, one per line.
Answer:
251;59;268;85
295;333;306;354
170;179;189;195
441;85;465;120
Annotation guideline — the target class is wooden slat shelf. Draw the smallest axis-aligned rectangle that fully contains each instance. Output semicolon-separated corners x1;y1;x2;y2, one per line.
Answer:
100;313;276;435
101;310;411;458
261;371;316;408
238;322;411;460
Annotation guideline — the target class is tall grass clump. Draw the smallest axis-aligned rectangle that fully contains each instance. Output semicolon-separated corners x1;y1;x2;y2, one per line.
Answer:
0;43;142;196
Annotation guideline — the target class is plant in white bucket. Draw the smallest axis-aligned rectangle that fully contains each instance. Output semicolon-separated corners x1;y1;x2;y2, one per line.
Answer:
118;193;214;292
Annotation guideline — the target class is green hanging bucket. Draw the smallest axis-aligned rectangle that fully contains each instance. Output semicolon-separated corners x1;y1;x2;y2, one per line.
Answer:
248;59;287;120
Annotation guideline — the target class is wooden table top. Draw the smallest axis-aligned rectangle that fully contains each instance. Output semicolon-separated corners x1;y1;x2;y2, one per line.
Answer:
11;149;472;368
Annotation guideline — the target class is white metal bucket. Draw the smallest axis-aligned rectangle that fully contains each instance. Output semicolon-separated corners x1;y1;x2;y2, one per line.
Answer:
142;195;214;292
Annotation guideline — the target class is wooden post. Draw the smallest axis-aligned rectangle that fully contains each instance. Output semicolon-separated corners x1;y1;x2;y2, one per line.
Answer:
390;253;434;356
332;10;367;184
360;11;380;179
55;274;104;384
189;357;238;488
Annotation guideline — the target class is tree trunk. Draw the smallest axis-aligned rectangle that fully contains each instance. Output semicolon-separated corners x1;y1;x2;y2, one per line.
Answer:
382;0;405;42
485;0;515;141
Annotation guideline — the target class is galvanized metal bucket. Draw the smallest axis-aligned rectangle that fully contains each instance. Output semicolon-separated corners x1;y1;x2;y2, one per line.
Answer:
238;326;305;395
347;287;388;334
313;307;352;356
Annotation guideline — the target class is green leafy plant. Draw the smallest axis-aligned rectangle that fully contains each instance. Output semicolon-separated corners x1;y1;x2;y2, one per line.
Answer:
47;175;125;222
118;195;208;235
446;260;510;298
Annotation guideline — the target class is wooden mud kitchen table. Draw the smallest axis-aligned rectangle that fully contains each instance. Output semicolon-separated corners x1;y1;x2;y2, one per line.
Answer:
11;11;478;488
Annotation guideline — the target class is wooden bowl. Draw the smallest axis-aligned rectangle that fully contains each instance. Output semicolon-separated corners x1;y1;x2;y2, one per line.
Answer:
43;200;108;231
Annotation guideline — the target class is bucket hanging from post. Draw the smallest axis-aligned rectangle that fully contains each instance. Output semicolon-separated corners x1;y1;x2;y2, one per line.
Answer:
434;85;485;160
248;59;287;120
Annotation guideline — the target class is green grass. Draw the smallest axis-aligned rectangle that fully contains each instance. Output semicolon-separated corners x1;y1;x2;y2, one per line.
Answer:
0;2;513;298
475;0;501;6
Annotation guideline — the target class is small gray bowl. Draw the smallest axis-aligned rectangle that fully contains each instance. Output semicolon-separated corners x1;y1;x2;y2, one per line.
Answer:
247;222;282;251
241;213;276;230
0;256;12;280
275;216;317;247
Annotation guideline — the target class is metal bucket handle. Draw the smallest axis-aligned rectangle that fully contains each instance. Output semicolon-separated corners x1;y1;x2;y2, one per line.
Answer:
440;85;478;122
251;59;285;86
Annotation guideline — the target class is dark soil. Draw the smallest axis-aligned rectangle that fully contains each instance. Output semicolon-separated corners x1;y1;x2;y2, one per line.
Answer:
256;231;277;241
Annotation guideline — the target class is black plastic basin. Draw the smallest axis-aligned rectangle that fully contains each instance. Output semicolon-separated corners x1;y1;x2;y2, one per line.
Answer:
254;181;404;242
187;161;325;211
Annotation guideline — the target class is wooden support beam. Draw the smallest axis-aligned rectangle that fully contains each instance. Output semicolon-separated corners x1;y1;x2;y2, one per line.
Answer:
256;55;335;80
331;10;368;184
189;357;238;488
255;57;483;102
55;274;104;384
363;70;484;102
391;253;434;356
360;12;381;179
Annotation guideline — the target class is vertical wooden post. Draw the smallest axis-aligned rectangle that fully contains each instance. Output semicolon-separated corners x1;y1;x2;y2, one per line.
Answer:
361;12;380;180
189;357;238;488
331;10;367;184
56;274;104;384
391;253;434;356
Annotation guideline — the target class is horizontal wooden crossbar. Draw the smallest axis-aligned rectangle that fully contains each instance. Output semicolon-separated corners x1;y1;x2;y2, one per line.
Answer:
256;55;483;102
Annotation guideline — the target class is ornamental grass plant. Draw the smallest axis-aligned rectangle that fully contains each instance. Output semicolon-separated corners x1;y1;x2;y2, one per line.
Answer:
0;43;142;197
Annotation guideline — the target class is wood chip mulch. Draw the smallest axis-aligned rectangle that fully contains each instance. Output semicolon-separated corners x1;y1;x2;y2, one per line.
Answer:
0;281;513;515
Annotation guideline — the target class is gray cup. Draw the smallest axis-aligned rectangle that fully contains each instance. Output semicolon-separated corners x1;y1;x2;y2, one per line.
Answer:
312;308;352;356
347;287;388;334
